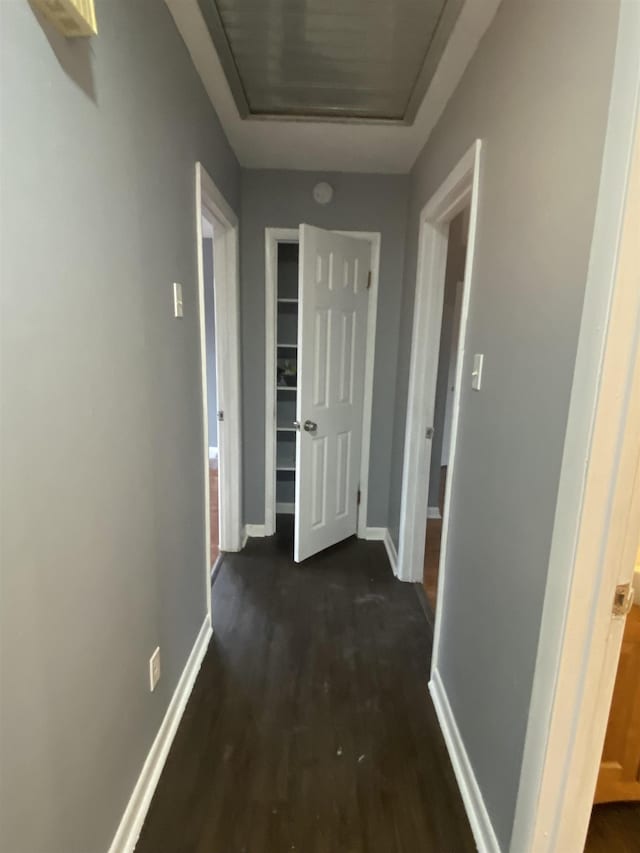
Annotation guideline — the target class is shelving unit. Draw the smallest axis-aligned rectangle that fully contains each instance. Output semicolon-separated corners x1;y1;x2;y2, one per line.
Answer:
275;243;299;515
276;441;296;471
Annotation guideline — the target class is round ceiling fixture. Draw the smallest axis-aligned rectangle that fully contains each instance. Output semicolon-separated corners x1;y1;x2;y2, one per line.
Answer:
313;182;333;205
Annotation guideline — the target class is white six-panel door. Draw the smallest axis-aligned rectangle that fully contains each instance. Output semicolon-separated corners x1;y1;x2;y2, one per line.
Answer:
294;225;370;562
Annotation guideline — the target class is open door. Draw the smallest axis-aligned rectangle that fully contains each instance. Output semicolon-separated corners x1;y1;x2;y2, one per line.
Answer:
294;225;370;562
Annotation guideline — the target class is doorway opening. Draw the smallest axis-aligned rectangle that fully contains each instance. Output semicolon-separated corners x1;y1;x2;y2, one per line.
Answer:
274;241;299;534
585;543;640;850
195;163;243;619
422;209;469;612
200;221;221;571
264;227;381;562
396;140;481;649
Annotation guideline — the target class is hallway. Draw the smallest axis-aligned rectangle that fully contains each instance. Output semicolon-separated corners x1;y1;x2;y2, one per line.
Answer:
136;526;474;852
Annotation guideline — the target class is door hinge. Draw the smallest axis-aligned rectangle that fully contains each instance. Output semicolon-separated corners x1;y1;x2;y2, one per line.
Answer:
217;410;224;422
357;488;361;506
367;271;372;290
612;582;634;617
425;426;434;439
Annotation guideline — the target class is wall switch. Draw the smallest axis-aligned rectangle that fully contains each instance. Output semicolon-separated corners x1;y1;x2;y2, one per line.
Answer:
173;282;183;318
471;353;484;391
149;647;161;692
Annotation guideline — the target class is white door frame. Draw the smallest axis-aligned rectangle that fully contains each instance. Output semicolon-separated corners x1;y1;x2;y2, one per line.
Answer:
510;5;640;850
195;163;243;621
396;140;482;655
263;227;381;539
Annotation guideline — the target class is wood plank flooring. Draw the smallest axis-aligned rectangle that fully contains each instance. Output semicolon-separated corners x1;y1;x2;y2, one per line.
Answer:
586;802;640;852
423;467;446;612
136;522;474;852
423;518;441;613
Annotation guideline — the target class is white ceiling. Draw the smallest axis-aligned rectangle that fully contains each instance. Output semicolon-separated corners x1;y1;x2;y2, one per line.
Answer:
166;0;501;173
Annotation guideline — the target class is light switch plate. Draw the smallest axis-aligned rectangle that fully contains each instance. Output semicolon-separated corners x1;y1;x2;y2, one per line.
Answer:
472;353;484;391
173;282;183;318
149;647;161;692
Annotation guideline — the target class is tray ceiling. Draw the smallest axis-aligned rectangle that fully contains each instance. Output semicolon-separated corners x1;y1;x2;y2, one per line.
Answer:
197;0;463;123
165;0;502;172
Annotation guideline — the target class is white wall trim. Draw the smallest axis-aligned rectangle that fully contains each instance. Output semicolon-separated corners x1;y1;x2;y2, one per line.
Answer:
397;141;481;591
245;523;267;538
196;163;243;625
427;506;442;520
264;228;381;542
364;527;387;541
430;669;501;853
511;6;640;850
107;615;212;853
384;529;399;577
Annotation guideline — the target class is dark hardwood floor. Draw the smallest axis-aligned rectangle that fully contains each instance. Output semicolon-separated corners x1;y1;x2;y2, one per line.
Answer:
136;520;474;853
585;802;640;852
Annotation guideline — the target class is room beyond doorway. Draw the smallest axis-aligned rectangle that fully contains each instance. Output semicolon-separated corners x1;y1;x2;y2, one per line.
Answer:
195;161;243;613
422;209;469;611
201;222;221;571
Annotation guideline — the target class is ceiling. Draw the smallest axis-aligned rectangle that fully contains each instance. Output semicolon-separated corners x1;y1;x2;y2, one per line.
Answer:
196;0;463;123
166;0;501;172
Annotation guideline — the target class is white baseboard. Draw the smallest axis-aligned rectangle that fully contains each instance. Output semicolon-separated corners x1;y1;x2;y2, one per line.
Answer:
108;615;212;853
429;668;500;853
241;526;249;548
245;523;267;537
208;446;218;460
383;529;399;577
364;527;386;540
428;506;442;519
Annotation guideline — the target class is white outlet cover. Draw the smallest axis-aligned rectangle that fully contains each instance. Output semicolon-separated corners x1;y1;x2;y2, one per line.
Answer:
149;646;161;692
173;282;183;318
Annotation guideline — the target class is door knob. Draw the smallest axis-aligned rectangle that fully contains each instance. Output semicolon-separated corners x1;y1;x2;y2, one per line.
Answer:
303;420;317;433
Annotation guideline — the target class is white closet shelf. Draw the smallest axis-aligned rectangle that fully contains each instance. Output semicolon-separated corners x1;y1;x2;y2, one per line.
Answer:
277;342;298;348
277;385;297;393
277;298;298;304
276;441;296;471
277;410;297;431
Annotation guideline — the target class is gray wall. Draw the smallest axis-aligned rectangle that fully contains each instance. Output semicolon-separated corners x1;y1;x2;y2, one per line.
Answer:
0;2;239;851
203;238;218;447
240;170;409;526
388;0;620;848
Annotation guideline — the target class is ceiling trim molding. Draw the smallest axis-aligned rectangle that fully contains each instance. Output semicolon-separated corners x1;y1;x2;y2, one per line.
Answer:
403;0;466;124
166;0;502;173
196;0;250;118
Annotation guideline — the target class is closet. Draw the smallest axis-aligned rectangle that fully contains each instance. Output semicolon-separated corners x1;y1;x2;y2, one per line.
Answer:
275;243;299;517
267;227;372;562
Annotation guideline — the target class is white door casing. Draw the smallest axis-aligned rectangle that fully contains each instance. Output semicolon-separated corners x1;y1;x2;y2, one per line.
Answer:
294;225;370;562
